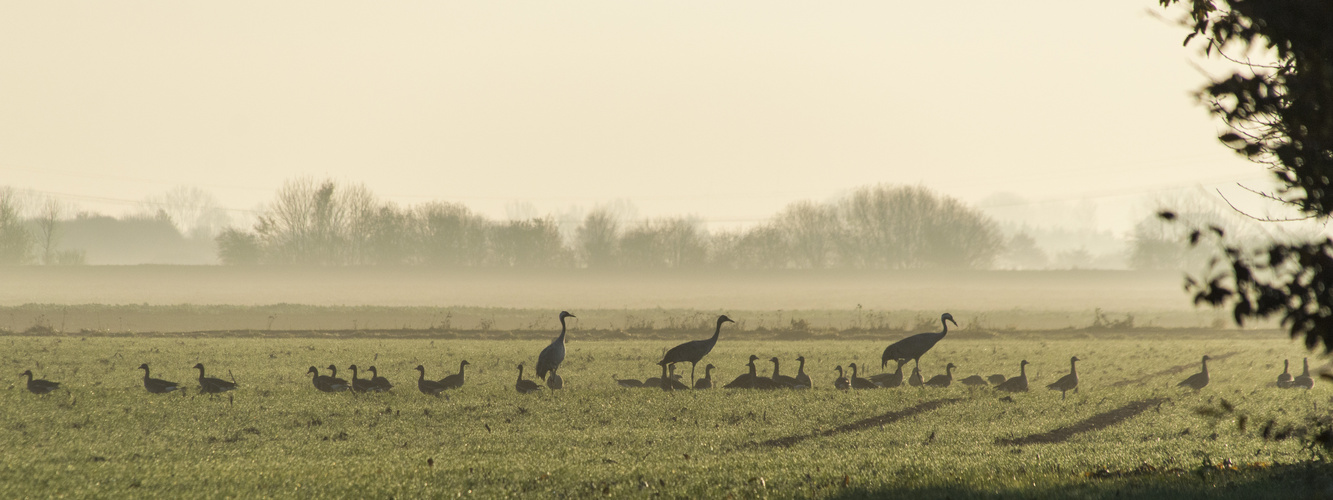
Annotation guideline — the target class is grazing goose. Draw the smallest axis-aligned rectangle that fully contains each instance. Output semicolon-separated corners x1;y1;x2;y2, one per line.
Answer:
769;357;800;388
661;315;734;387
661;364;689;391
193;363;237;394
438;360;469;390
794;356;812;389
348;365;374;393
960;374;988;387
870;364;904;388
987;374;1007;386
612;374;645;388
325;365;350;392
694;364;716;389
881;313;957;371
366;366;393;392
536;311;575;382
306;366;345;392
1276;359;1293;388
833;366;850;390
924;363;956;388
547;370;564;390
1177;355;1212;391
908;366;924;387
140;364;180;394
1292;358;1314;389
644;363;683;388
515;363;541;394
849;363;879;389
995;360;1029;393
1046;356;1081;399
724;355;761;389
414;366;448;396
20;370;60;395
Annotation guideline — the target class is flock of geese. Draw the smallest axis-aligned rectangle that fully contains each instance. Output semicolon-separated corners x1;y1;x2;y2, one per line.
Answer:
14;312;1320;397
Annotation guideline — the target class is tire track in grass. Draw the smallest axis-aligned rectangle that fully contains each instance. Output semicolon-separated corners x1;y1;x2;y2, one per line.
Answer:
995;397;1168;446
1107;351;1239;388
760;398;964;448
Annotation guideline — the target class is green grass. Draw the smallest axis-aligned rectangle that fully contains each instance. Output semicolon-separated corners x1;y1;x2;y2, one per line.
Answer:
0;335;1327;499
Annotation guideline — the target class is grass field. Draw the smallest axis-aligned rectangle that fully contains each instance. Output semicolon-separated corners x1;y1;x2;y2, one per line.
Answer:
3;333;1328;499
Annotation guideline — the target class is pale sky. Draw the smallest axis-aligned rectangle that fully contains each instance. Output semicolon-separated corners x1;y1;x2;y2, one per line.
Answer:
0;1;1277;234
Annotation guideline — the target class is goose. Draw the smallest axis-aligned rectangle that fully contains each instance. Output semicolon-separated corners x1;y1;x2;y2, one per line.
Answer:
694;364;716;389
536;311;575;381
833;366;850;390
849;363;879;389
1292;357;1314;389
414;366;448;396
547;370;564;390
140;364;180;394
325;365;350;391
20;370;60;395
794;356;812;389
1176;355;1212;391
908;366;924;387
193;363;237;394
366;366;393;392
306;366;345;392
612;374;645;388
869;364;904;388
995;360;1029;393
661;315;734;387
959;374;988;387
924;363;956;388
882;313;956;371
660;363;689;391
987;374;1007;386
438;360;469;390
515;363;541;394
769;357;800;388
724;355;761;389
348;365;374;392
1276;359;1293;388
1046;356;1081;399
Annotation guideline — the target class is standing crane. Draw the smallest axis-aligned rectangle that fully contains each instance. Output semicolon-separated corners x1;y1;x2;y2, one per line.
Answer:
881;313;957;371
661;315;734;387
1046;356;1081;399
536;311;575;382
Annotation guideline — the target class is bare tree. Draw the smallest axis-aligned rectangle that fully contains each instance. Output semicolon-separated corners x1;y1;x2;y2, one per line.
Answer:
141;186;231;239
576;207;620;268
774;201;837;269
0;187;32;265
34;198;66;265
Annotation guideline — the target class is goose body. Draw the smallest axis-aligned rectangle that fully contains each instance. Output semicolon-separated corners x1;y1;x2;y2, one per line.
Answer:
20;370;60;395
613;374;644;388
924;363;956;388
833;366;850;390
515;364;541;393
1046;356;1080;399
794;356;812;389
661;364;689;390
325;365;350;392
547;371;564;390
415;366;448;396
960;374;987;387
536;311;575;381
849;363;879;389
306;366;345;393
1292;358;1314;389
908;367;924;387
661;315;734;387
724;355;761;389
882;313;956;370
438;360;469;390
366;366;393;392
995;360;1029;393
1177;355;1211;391
1277;359;1292;388
348;365;374;393
140;364;180;394
987;374;1007;386
769;357;800;388
694;364;716;389
194;363;237;394
870;364;904;388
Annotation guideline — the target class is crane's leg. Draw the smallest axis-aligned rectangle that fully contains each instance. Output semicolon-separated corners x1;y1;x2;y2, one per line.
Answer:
690;362;697;388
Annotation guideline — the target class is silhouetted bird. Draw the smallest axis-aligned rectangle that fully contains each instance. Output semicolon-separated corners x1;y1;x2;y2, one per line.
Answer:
960;374;987;387
20;370;59;395
439;360;469;390
995;360;1029;393
1178;355;1211;391
612;374;644;388
794;356;812;389
924;363;956;388
833;366;850;390
769;357;800;388
849;363;879;389
987;374;1007;386
537;311;576;381
306;366;345;392
1292;358;1314;389
1047;356;1080;399
908;366;924;387
882;313;956;371
695;364;716;389
661;315;734;387
366;366;393;392
415;365;448;396
193;363;237;394
515;363;541;394
325;365;350;392
724;355;761;389
870;364;904;388
141;364;181;394
348;365;373;392
1276;359;1292;388
547;370;564;390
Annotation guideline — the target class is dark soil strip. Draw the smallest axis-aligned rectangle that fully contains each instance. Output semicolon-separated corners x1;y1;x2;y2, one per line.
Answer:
995;397;1168;446
1108;351;1239;388
760;398;964;448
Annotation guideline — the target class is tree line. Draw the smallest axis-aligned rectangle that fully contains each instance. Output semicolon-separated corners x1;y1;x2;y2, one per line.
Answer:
215;178;1006;269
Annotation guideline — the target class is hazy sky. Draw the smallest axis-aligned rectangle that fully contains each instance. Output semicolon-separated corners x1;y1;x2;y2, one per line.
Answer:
0;1;1276;233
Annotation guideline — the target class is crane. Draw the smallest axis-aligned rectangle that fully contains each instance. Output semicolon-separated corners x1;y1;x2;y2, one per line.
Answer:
882;313;956;371
536;311;576;381
661;315;734;387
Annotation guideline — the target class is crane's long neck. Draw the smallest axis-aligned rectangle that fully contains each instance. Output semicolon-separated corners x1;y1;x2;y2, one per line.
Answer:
558;316;568;343
711;319;723;342
939;316;950;338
